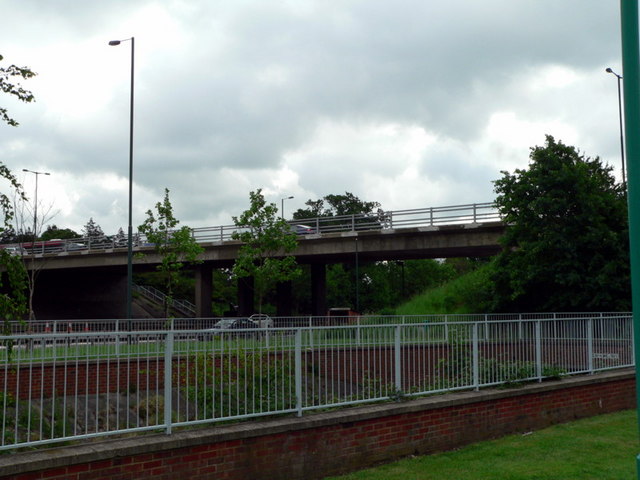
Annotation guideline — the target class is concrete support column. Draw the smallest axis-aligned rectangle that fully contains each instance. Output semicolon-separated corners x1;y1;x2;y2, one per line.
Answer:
195;263;213;318
276;280;293;317
237;276;255;316
311;263;327;317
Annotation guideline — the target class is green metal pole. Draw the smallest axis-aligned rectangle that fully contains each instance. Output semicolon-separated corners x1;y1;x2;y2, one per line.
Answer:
619;0;640;475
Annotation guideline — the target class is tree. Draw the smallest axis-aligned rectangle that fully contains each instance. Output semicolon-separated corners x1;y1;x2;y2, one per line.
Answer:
292;192;381;220
0;54;35;323
13;189;56;320
492;135;630;312
138;188;204;318
232;189;301;313
1;54;36;127
0;169;27;326
40;225;79;241
114;227;127;247
82;218;104;239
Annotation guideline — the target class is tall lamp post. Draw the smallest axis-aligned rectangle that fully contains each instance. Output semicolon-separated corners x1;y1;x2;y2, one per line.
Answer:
606;67;627;186
109;37;135;324
281;195;294;219
22;169;50;241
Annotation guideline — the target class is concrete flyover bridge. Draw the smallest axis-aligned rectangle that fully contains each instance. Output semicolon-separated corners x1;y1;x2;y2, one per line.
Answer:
10;202;506;319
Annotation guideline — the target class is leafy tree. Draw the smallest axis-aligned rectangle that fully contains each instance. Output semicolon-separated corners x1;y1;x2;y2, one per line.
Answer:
0;169;27;325
293;192;381;219
82;218;104;239
492;135;630;312
138;188;204;318
210;268;238;316
324;192;381;216
232;189;301;313
1;54;36;127
40;225;79;241
0;54;35;324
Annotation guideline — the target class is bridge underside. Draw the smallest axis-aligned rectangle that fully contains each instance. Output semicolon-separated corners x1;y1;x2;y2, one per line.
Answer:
24;223;505;320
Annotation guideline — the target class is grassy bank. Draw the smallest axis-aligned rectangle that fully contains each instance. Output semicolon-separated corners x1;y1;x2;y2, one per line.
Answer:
326;409;638;480
394;263;493;315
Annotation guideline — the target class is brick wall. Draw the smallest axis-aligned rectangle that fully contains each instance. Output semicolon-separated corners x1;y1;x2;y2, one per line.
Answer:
0;369;634;480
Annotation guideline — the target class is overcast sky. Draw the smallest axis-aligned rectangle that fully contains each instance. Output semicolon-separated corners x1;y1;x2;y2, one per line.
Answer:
0;1;626;235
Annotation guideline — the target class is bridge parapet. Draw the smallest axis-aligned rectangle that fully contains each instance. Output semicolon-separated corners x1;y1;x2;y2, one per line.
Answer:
4;202;501;258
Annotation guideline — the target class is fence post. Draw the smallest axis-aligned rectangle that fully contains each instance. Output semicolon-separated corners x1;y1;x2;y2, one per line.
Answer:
535;320;542;381
164;328;174;434
444;315;449;342
632;314;636;366
394;326;402;394
295;329;302;417
484;314;489;341
356;316;361;345
587;317;594;374
518;314;523;341
472;323;479;391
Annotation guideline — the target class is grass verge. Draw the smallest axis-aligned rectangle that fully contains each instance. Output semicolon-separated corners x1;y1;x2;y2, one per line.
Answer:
394;263;493;315
325;409;638;480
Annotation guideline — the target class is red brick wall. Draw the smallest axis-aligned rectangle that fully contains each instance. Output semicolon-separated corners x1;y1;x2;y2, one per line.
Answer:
0;358;166;400
0;370;634;480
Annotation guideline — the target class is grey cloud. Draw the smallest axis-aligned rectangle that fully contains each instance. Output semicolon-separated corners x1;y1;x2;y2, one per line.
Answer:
0;0;626;233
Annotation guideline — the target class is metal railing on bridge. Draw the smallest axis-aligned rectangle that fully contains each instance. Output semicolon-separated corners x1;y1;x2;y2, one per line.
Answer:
2;202;501;256
0;313;632;451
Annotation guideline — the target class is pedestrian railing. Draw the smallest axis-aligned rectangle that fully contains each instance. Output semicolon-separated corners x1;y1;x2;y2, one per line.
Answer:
5;312;629;335
0;314;632;451
132;284;196;317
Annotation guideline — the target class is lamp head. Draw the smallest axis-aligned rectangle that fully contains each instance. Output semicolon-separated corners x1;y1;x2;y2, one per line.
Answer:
108;40;121;46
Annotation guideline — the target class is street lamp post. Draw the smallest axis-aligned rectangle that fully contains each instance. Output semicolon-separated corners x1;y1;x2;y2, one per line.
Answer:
22;169;50;242
109;37;135;324
606;67;627;186
281;196;294;220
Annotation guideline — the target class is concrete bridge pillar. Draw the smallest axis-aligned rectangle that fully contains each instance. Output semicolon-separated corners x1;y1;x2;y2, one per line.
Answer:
195;264;213;318
237;276;255;316
276;280;293;317
311;263;327;317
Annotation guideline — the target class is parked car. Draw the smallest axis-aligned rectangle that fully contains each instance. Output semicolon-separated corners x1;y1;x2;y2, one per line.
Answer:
199;318;259;340
249;314;274;328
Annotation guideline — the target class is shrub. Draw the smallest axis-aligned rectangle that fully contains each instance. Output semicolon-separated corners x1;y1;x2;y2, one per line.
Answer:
182;351;296;419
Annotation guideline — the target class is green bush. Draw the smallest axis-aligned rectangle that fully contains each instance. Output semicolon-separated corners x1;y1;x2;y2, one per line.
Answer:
182;352;296;419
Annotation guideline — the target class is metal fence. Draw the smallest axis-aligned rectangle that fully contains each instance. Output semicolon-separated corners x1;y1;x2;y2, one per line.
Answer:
4;312;630;334
0;314;632;451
